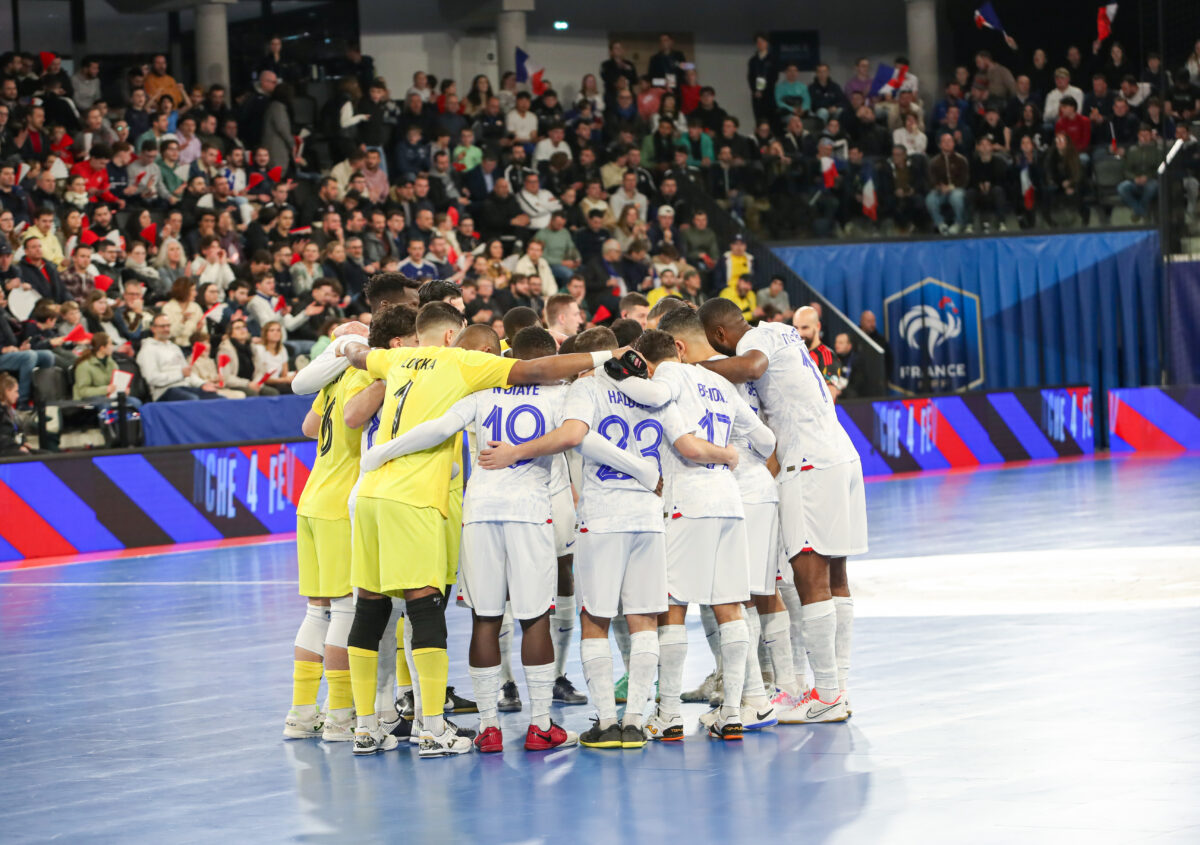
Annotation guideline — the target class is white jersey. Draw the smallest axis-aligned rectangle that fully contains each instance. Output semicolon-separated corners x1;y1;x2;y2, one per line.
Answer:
736;322;858;470
550;453;571;495
446;384;566;524
720;358;778;506
561;376;682;534
653;361;754;520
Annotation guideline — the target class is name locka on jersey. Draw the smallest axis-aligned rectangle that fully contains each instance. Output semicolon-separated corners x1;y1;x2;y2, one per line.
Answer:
736;322;858;472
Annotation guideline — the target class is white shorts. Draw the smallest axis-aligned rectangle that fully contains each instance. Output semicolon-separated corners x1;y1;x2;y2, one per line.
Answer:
778;460;869;560
665;516;750;606
576;529;667;618
551;487;577;558
459;521;556;619
743;501;780;596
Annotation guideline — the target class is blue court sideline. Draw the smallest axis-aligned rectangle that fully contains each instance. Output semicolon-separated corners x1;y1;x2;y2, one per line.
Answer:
2;455;1198;844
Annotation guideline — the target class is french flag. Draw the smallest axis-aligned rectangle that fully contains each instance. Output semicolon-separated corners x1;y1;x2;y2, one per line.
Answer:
515;47;548;96
1020;162;1035;210
820;156;838;189
974;1;1008;35
868;62;907;98
861;162;877;220
1097;3;1117;41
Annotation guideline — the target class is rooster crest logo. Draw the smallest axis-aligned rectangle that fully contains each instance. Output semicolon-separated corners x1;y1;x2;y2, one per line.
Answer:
898;296;962;357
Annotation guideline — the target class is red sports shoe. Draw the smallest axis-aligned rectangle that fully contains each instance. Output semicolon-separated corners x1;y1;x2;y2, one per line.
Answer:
474;726;503;753
524;721;579;751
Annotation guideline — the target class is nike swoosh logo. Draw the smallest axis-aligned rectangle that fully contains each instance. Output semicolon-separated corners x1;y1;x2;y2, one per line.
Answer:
756;711;772;721
557;627;572;633
807;701;839;719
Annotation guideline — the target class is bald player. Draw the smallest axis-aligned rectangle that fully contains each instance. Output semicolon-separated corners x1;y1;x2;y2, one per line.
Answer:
698;298;865;724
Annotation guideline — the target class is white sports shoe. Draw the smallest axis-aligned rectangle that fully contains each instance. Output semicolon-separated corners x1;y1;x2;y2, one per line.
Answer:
282;707;324;739
770;688;804;713
353;725;400;755
321;711;355;742
419;722;473;758
643;708;684;741
681;669;720;703
698;702;777;730
778;690;849;724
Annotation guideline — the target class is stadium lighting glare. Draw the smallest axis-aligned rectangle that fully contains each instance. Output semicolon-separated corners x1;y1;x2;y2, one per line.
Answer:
553;20;569;30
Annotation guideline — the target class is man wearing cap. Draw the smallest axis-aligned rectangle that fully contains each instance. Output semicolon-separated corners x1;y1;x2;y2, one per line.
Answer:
1043;68;1084;128
714;233;754;293
647;205;680;254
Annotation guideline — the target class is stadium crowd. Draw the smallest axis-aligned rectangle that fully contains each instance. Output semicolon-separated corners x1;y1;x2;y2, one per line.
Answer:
1;30;1198;435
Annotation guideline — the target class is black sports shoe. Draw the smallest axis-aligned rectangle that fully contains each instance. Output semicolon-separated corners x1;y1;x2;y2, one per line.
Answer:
397;690;415;720
707;715;744;741
620;724;646;748
580;720;623;749
443;686;478;714
385;714;413;739
497;680;522;712
445;718;476;741
552;675;587;705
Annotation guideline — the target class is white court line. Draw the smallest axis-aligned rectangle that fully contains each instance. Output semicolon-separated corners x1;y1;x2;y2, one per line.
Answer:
0;580;299;587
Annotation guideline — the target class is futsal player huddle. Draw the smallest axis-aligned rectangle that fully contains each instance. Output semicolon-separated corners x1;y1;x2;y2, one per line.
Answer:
282;274;868;758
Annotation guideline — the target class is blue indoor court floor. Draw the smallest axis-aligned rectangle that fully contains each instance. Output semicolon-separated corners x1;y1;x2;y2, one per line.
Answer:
2;455;1199;844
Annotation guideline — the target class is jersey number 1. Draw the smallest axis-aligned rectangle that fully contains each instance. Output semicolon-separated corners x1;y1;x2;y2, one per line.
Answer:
390;382;414;438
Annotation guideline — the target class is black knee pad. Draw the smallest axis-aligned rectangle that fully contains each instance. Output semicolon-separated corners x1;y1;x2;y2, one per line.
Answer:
347;596;393;651
407;593;447;651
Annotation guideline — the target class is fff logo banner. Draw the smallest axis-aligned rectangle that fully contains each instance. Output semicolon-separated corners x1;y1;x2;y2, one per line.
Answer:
883;278;983;394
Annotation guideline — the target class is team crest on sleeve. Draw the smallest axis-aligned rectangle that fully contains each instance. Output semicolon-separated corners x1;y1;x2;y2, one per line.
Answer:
883;278;982;394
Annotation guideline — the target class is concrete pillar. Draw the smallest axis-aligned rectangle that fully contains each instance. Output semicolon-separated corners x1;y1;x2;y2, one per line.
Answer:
496;0;534;79
905;0;938;108
195;0;235;91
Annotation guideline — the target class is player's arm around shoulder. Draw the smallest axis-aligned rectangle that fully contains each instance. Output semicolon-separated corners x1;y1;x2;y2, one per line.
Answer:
729;386;777;458
344;379;385;429
697;348;768;384
478;418;590;470
301;410;320;439
360;396;475;474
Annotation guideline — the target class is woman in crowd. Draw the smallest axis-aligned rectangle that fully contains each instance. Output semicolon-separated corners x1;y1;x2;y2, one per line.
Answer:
256;321;293;393
1011;103;1047;152
1043;132;1087;225
82;291;133;351
217;318;279;397
463;74;493;117
72;332;143;409
893;112;927;158
614;203;648;252
577;73;605;116
480;238;511;288
56;208;84;258
154;237;190;292
290;241;323;296
122;241;164;298
161;277;203;348
215;210;243;265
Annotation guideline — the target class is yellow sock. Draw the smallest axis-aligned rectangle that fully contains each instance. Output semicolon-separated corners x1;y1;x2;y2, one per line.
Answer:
325;669;353;711
413;647;449;717
347;646;379;717
292;659;323;707
396;649;412;687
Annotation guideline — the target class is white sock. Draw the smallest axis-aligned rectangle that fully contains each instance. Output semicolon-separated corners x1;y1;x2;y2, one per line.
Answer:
425;713;444;735
700;603;721;667
779;582;810;690
525;662;556;730
834;596;854;693
611;614;632;673
718;619;749;718
801;600;838;701
356;712;378;732
656;624;688;717
375;604;400;720
741;606;767;703
580;637;617;728
404;616;422;728
551;595;575;678
469;664;502;730
498;603;515;684
762;610;799;696
623;630;659;728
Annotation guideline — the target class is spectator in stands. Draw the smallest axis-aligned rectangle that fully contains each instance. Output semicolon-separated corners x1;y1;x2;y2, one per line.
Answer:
73;332;142;409
757;275;792;321
115;280;150;347
719;272;757;322
0;372;34;453
894;112;927;157
968;137;1009;232
533;210;581;287
217;318;278;397
926;132;970;234
1117;125;1163;223
1044;132;1087;224
775;63;810;120
1043;69;1084;127
18;236;66;302
976;50;1018;99
138;312;220;401
161;277;203;347
1011;135;1044;229
610;170;649;222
